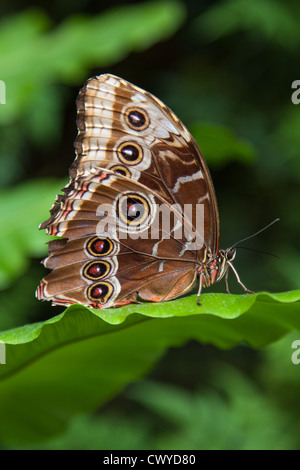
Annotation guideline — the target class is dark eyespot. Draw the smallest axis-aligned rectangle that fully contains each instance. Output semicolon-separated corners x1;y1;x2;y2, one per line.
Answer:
117;142;143;165
86;237;114;257
121;144;139;161
83;261;111;280
110;165;131;177
128;110;145;127
116;193;150;227
125;107;149;130
87;282;113;304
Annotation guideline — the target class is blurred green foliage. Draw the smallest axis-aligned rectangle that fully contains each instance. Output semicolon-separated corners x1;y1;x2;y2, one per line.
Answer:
0;0;299;450
0;179;65;289
0;1;185;185
190;123;255;167
8;333;300;450
196;0;300;47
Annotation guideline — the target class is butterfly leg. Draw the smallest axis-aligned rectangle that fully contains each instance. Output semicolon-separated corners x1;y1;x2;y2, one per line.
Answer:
227;261;255;294
225;269;231;294
197;274;203;306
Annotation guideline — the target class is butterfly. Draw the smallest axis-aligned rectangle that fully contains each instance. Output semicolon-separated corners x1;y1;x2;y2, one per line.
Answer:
36;74;252;309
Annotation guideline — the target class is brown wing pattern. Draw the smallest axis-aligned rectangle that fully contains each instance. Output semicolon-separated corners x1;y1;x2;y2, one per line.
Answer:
36;74;219;308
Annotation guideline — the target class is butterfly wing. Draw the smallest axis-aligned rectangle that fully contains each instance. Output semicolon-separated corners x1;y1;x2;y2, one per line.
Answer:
73;74;219;250
36;74;219;308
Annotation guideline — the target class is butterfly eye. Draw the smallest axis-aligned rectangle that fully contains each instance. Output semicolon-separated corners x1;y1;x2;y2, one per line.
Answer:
110;165;131;177
125;107;149;130
117;142;143;165
226;248;236;261
83;261;111;280
87;281;114;304
117;193;150;227
86;237;115;257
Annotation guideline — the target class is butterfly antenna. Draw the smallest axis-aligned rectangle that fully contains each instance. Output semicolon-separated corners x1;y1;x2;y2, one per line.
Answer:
237;246;280;259
232;218;280;247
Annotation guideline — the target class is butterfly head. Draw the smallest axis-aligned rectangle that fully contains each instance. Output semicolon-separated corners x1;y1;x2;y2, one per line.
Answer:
196;244;254;307
215;246;236;281
198;246;236;288
221;247;236;262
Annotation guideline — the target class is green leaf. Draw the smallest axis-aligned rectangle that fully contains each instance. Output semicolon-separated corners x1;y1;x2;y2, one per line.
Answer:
0;1;186;126
0;1;186;185
0;179;65;288
195;0;300;49
0;290;299;445
129;370;294;450
191;123;255;167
